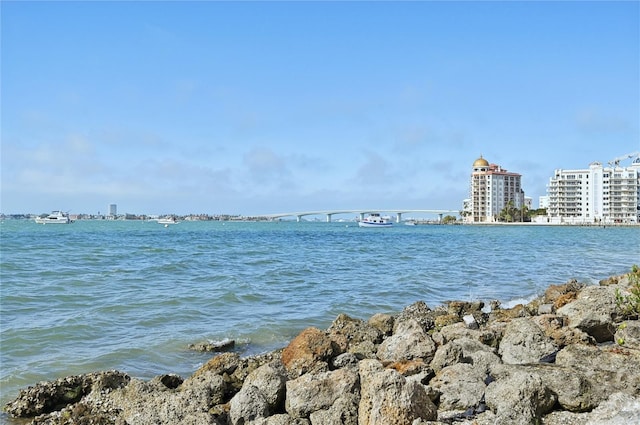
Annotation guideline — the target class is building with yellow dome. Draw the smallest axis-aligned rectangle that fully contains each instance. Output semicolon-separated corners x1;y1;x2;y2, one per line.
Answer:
466;156;525;223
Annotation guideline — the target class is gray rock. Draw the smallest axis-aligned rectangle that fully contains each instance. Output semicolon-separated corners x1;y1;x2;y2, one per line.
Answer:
327;313;382;354
485;368;556;425
581;392;640;425
241;361;287;410
429;363;486;411
368;313;394;336
358;359;437;424
554;343;640;402
229;384;270;425
430;340;464;372
557;285;619;342
308;393;359;425
394;301;435;333
377;319;437;363
285;367;359;419
498;318;558;364
490;363;595;412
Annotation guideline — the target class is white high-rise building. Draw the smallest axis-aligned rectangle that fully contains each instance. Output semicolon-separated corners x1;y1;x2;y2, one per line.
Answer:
467;156;525;223
547;156;640;224
108;204;117;218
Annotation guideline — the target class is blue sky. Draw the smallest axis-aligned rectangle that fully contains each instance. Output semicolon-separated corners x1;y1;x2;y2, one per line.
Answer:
2;1;638;216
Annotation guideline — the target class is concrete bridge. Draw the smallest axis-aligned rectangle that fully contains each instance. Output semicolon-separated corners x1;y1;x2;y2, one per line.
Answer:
263;209;460;223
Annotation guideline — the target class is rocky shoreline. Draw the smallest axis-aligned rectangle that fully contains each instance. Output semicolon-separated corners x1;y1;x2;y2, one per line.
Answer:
4;267;640;425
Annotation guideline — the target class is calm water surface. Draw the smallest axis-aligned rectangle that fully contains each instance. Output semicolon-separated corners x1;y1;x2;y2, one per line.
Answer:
1;219;639;416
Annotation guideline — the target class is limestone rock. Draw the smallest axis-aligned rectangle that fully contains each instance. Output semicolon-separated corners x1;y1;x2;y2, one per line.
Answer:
281;327;335;377
485;367;556;425
358;359;437;425
229;384;270;425
376;319;436;363
285;367;359;419
327;313;382;354
430;363;486;411
498;318;558;364
557;284;619;342
367;313;394;336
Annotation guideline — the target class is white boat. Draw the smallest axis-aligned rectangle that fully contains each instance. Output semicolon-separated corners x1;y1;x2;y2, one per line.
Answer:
157;217;179;226
358;213;393;228
34;211;71;224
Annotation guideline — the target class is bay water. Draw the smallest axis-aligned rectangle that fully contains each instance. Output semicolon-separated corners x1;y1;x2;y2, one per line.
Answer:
1;219;639;415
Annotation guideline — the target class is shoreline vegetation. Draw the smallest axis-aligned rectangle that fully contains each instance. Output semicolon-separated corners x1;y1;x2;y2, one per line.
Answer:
4;267;640;425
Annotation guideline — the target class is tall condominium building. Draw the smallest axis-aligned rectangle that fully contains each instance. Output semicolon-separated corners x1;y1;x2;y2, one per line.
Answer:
547;156;640;224
108;204;117;217
467;156;525;223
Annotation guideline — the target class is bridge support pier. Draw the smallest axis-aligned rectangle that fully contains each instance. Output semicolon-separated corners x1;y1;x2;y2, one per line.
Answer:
326;214;332;223
297;215;302;222
396;213;402;223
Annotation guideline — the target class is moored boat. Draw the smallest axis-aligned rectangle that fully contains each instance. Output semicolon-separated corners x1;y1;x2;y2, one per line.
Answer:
358;213;393;228
34;211;71;224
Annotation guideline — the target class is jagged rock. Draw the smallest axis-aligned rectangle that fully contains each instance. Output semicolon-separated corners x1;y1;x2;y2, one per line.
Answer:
394;301;435;333
531;314;595;347
331;352;360;369
485;367;556;425
498;318;558;364
445;300;485;316
557;284;620;342
376;318;437;363
327;313;382;354
575;392;640;424
543;279;585;304
367;313;394;336
358;359;437;424
229;361;287;424
229;384;270;425
179;371;226;409
193;352;241;378
228;350;284;395
285;367;359;419
308;393;359;425
554;343;640;402
430;340;464;372
108;377;219;425
434;321;504;348
188;339;236;352
281;327;335;377
3;370;130;418
490;363;595;412
430;363;486;410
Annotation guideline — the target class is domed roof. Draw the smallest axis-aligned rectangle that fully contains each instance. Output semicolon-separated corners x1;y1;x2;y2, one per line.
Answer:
473;156;489;167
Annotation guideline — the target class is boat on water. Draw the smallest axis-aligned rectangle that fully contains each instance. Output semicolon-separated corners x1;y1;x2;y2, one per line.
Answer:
34;211;71;224
358;213;393;228
157;217;179;226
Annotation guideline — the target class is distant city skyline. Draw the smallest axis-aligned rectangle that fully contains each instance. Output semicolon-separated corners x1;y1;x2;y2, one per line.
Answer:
2;1;638;216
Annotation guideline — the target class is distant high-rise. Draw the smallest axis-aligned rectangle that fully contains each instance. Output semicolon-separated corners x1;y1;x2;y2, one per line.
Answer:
467;156;525;223
547;156;640;224
108;204;117;217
